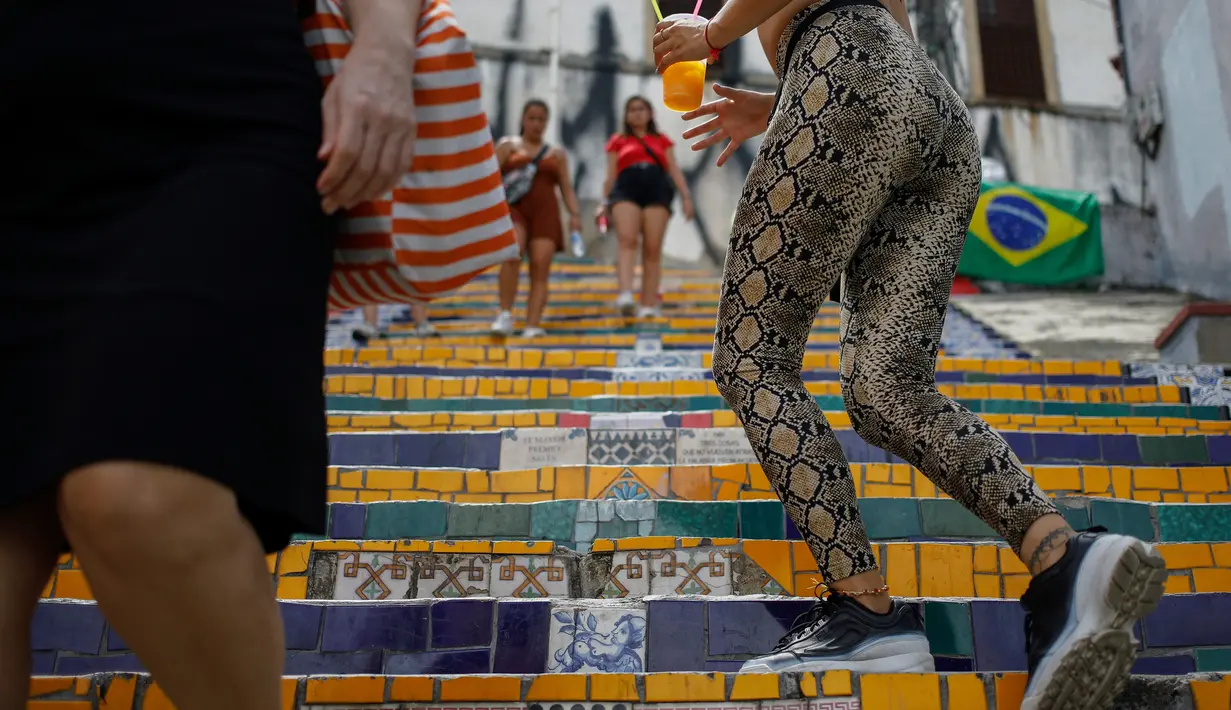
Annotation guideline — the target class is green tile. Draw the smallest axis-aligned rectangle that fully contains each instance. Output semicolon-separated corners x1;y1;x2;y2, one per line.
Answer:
956;399;985;413
858;499;922;539
923;601;973;656
1133;404;1193;418
1065;403;1132;417
366;500;447;539
1195;648;1231;672
981;400;1040;415
1089;500;1156;542
653;501;739;538
919;499;997;538
1190;406;1227;420
447;503;531;538
1157;504;1231;543
1139;435;1209;465
290;532;327;541
531;501;578;541
597;519;638;539
739;500;786;540
1055;500;1091;531
814;395;845;410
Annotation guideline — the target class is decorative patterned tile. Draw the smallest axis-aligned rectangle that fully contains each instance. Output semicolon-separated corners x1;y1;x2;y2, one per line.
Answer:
610;368;708;382
499;428;589;470
334;551;415;600
414;554;490;599
603;550;651;598
647;547;735;596
601;469;660;500
615;352;705;368
589;430;677;466
676;428;757;466
547;606;647;673
490;555;571;599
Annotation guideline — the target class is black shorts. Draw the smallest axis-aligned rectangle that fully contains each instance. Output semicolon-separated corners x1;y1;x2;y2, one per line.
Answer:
609;164;675;211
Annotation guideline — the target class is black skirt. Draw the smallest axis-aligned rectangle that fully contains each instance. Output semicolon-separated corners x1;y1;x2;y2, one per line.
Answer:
0;0;334;551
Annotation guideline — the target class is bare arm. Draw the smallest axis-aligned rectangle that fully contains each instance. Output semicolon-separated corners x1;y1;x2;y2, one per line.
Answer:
345;0;423;51
495;137;516;169
705;0;799;48
662;148;693;206
883;0;914;38
555;149;583;225
601;152;619;209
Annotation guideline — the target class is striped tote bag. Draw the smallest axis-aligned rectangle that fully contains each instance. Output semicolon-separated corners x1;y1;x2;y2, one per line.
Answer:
301;0;519;308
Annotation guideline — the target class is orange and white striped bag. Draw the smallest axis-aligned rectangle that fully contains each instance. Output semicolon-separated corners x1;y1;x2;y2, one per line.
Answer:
301;0;518;308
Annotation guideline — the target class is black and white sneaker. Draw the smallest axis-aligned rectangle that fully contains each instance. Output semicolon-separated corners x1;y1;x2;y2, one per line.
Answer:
739;594;934;673
1021;528;1168;710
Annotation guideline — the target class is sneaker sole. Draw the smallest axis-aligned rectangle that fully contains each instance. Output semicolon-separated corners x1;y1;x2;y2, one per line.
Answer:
739;635;935;674
1022;539;1167;710
620;304;637;317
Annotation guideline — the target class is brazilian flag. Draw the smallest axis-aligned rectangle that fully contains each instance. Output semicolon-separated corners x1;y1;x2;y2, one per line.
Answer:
958;182;1104;285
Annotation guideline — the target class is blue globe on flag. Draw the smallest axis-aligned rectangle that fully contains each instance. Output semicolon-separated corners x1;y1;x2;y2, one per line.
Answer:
985;194;1048;251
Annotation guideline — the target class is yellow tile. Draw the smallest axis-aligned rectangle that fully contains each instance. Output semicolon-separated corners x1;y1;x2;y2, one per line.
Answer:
360;540;396;552
326;490;358;503
591;539;615;553
865;464;892;483
860;673;941;710
730;674;779;700
440;676;521;702
919;544;974;597
1191;676;1231;710
1033;466;1081;491
493;540;553;555
1160;543;1215;570
305;676;385;703
1165;575;1193;594
884;543;919;597
101;676;140;710
821;670;853;696
1212;543;1231;567
864;483;911;498
395;540;431;552
365;469;414;490
619;536;676;550
1081;466;1111;494
1000;547;1029;575
431;540;491;554
946;674;988;710
590;674;640;701
338;469;364;489
973;545;999;574
278;543;311;576
1133;489;1162;502
1182;467;1230;493
276;576;309;599
491;469;538;493
744;540;793;594
800;673;818;698
1004;574;1030;599
383;677;432;702
645;673;725;702
712;463;748;484
973;573;1000;597
29;678;76;698
525;675;587;701
465;470;490;493
1162;492;1187;503
995;673;1028;710
53;569;94;600
1194;568;1231;593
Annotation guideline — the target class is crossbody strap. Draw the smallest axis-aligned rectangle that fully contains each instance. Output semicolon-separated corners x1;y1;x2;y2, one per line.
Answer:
630;134;667;172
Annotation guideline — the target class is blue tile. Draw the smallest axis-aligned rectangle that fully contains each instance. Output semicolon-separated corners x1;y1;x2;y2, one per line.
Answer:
329;433;397;466
1143;594;1231;647
284;651;383;674
30;652;54;675
30;602;105;654
1100;435;1142;465
969;600;1026;671
320;604;428;652
785;516;803;540
1001;432;1035;463
706;599;812;656
1209;436;1231;465
432;599;493;648
933;656;975;672
1131;654;1194;674
663;413;683;428
646;600;705;672
463;433;502;470
1034;433;1100;462
328;503;366;539
704;660;746;672
107;628;128;652
386;649;492;674
56;654;145;674
281;602;324;651
492;601;549;674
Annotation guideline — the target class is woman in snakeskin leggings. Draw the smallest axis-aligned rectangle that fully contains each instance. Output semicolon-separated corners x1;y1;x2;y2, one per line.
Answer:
654;2;1167;708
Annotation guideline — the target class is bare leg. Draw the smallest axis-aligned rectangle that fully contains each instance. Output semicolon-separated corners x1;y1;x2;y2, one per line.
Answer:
525;238;556;328
411;302;429;326
0;494;63;710
611;202;641;298
59;462;284;710
639;206;670;308
498;222;528;313
362;305;379;329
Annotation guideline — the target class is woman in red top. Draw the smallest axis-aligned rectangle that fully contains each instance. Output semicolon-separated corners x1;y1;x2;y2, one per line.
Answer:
598;96;695;318
493;99;583;338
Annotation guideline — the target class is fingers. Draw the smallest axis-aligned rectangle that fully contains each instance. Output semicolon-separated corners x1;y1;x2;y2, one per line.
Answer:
681;115;723;140
690;129;729;153
318;108;365;212
711;83;741;98
318;84;341;163
654;19;677;34
681;100;722;122
716;139;742;168
359;129;408;205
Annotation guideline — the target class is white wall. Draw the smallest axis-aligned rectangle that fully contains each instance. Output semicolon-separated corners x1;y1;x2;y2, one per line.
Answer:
1043;0;1125;109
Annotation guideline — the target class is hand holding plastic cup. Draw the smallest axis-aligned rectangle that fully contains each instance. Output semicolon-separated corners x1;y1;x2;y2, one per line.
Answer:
660;15;708;113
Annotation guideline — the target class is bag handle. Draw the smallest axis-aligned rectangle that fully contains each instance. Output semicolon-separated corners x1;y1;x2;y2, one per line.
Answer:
529;144;551;167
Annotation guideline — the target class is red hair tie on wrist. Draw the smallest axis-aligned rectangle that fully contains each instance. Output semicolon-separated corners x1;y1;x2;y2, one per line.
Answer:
704;21;722;64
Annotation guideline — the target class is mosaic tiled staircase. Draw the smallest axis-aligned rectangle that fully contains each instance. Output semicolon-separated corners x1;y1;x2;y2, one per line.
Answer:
32;264;1231;709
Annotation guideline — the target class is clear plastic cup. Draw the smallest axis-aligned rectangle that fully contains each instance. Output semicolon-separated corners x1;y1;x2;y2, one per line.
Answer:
661;13;707;113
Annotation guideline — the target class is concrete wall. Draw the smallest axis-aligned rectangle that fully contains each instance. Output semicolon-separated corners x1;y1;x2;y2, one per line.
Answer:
1043;0;1125;109
1118;0;1231;300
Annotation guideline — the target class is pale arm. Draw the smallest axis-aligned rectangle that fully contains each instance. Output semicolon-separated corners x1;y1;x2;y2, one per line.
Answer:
882;0;915;38
662;148;695;214
704;0;799;49
345;0;422;52
555;149;583;230
600;152;619;211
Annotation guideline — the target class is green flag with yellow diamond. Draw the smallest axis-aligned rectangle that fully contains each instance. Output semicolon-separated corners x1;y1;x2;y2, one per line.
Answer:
958;182;1103;284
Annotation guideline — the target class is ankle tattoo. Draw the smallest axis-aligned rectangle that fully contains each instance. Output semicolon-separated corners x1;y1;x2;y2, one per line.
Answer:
1027;528;1074;574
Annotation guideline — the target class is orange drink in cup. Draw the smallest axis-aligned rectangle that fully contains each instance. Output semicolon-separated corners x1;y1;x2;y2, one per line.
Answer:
660;13;707;112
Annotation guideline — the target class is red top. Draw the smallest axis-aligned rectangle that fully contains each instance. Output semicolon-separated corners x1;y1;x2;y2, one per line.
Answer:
606;133;674;175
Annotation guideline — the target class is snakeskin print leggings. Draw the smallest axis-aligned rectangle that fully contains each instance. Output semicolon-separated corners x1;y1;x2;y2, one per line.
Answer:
711;2;1059;582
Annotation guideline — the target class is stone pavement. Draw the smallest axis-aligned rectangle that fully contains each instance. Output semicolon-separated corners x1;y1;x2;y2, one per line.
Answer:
29;264;1231;709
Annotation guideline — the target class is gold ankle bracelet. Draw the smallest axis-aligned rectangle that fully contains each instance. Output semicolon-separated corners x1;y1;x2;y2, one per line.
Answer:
823;583;891;598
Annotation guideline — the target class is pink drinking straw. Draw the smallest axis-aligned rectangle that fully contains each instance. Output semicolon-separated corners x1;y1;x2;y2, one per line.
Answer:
692;0;703;15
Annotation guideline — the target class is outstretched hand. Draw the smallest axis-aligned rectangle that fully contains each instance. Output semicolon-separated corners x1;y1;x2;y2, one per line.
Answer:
680;84;774;167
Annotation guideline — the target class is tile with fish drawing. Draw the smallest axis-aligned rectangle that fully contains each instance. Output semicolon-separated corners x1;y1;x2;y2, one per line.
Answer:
547;606;647;673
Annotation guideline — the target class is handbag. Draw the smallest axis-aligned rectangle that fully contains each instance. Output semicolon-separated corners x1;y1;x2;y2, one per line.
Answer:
502;145;550;205
630;134;675;197
301;0;519;308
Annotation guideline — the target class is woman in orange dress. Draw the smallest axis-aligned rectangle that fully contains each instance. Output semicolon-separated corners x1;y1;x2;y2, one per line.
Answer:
492;100;583;338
